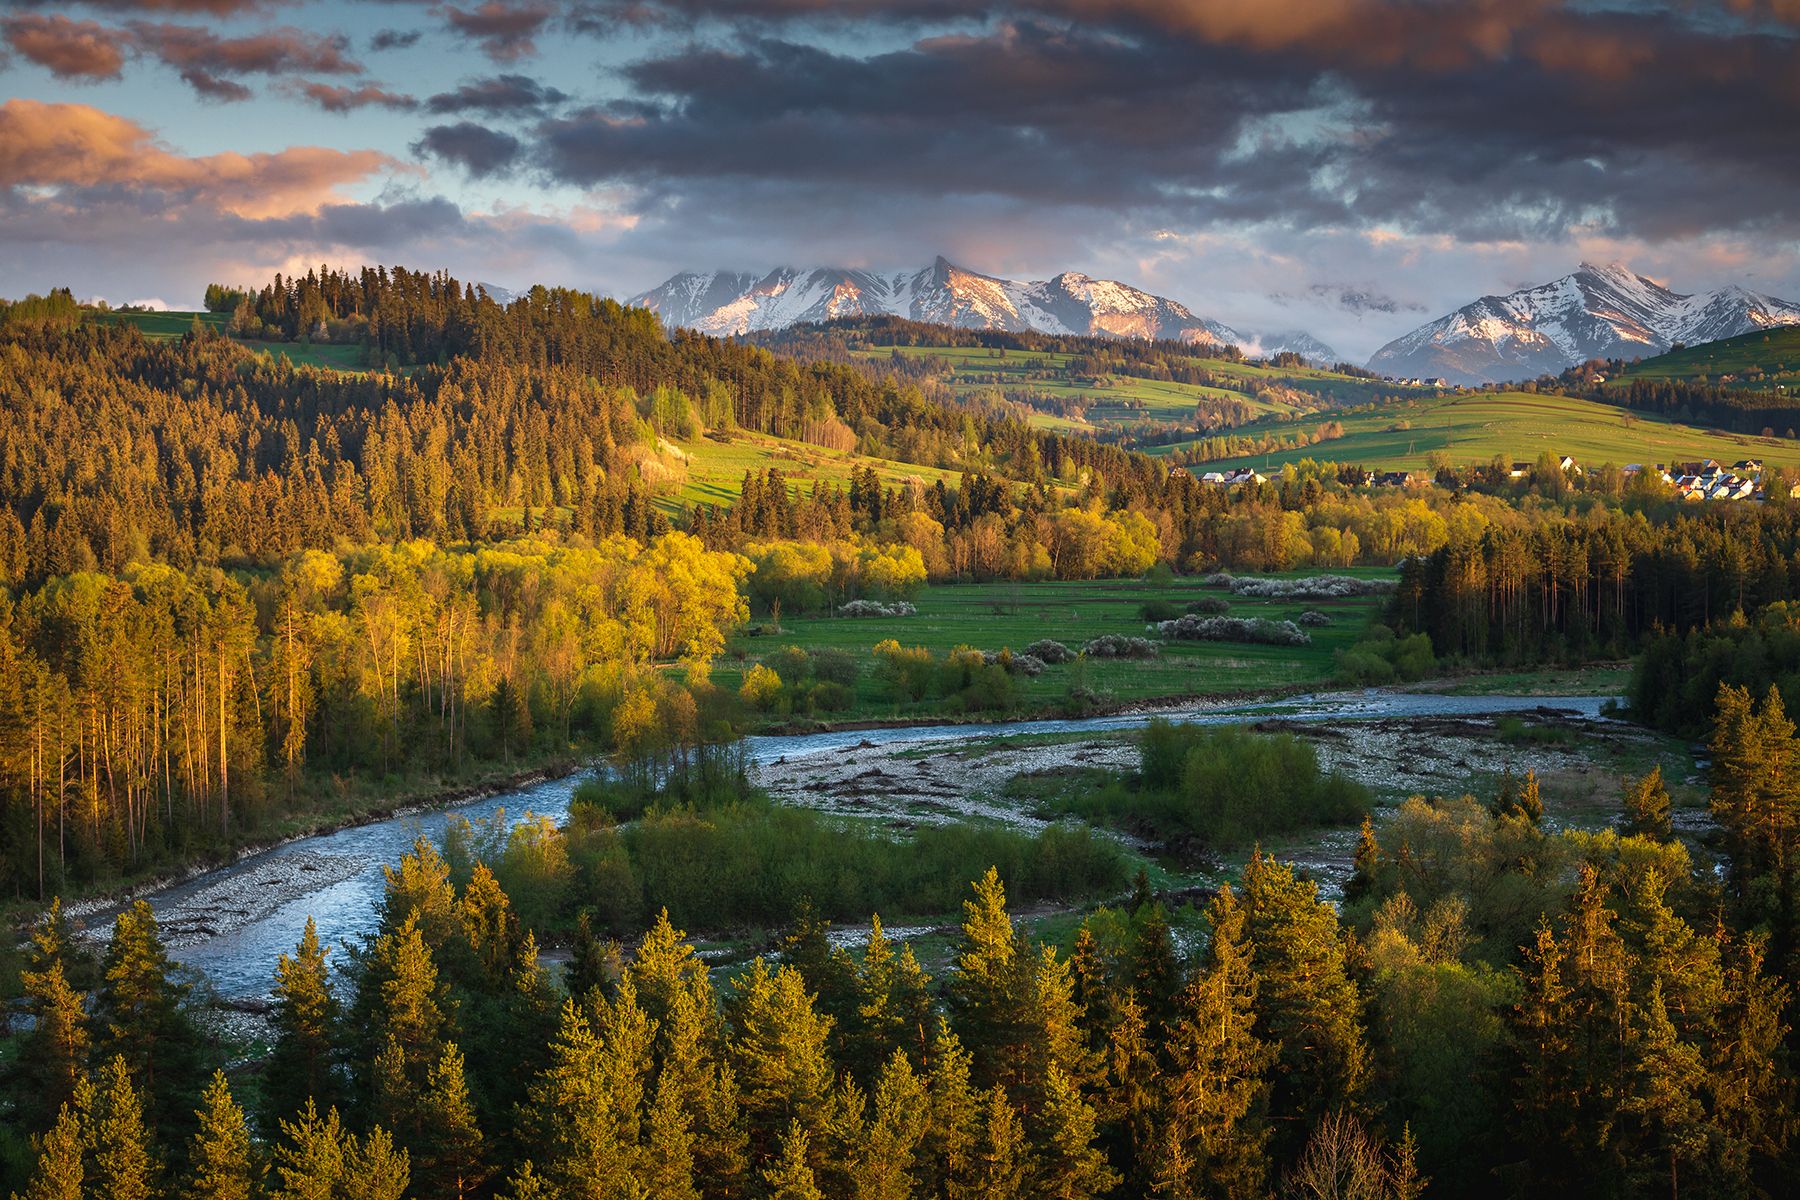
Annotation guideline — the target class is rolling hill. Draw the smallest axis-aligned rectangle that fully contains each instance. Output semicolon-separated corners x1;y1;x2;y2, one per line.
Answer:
1610;326;1800;393
1169;391;1800;474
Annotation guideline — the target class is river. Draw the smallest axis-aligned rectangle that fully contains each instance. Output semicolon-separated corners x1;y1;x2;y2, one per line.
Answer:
105;688;1614;1000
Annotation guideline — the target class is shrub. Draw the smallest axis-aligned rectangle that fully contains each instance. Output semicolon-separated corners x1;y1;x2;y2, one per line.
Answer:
1185;596;1231;615
1155;615;1311;646
810;647;858;687
1082;634;1161;659
1334;624;1437;683
806;681;855;712
739;662;785;710
1140;599;1184;622
839;599;917;617
1226;574;1398;599
1026;639;1075;664
873;639;935;701
1298;609;1333;627
985;650;1046;677
1046;719;1371;848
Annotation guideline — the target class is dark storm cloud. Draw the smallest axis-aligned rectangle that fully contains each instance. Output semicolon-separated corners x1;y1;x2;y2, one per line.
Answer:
426;74;568;117
297;81;420;113
1306;284;1422;316
412;122;524;177
529;3;1800;247
371;29;425;52
444;1;557;62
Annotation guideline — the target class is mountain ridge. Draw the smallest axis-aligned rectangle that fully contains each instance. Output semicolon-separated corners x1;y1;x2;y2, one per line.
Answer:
628;257;1337;362
1368;263;1800;385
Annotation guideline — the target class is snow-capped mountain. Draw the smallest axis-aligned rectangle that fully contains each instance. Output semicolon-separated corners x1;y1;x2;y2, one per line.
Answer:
1368;263;1800;385
629;257;1333;359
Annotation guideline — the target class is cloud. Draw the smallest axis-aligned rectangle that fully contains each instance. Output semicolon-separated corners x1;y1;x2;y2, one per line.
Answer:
1304;283;1425;315
412;122;524;177
12;0;277;13
371;29;424;52
127;22;361;77
445;2;556;62
296;81;419;113
2;15;128;81
0;98;396;219
426;73;568;116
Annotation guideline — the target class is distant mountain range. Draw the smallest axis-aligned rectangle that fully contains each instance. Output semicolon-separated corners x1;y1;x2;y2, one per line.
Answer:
1368;262;1800;385
628;257;1338;362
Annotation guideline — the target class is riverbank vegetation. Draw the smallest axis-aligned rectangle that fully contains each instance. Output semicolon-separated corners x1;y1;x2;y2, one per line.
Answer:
1027;720;1371;851
5;701;1793;1199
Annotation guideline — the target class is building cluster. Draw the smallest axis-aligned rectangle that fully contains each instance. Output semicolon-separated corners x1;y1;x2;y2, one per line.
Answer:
1174;454;1795;501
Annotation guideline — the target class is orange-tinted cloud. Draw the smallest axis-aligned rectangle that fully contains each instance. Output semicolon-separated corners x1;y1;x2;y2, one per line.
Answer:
2;14;128;80
0;99;394;219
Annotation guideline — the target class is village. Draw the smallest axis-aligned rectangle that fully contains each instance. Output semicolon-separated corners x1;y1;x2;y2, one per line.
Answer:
1180;456;1794;501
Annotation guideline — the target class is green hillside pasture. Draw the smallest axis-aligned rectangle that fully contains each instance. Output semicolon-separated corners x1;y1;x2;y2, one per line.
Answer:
855;344;1398;428
1168;391;1800;474
661;430;967;513
1611;326;1800;392
713;573;1390;721
98;309;376;372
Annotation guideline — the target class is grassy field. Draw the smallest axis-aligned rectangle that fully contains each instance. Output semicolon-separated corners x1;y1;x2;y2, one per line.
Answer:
855;344;1408;432
95;308;378;371
1176;390;1800;473
662;430;969;512
712;572;1393;721
1610;325;1800;392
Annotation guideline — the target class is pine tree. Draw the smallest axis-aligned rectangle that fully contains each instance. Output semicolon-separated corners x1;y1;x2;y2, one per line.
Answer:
18;898;90;1123
342;1126;410;1200
269;1100;345;1200
1032;1063;1119;1200
761;1122;825;1200
97;901;207;1137
852;1049;929;1200
265;916;340;1129
187;1071;255;1200
918;1018;982;1200
1621;765;1674;841
417;1043;488;1200
1159;884;1270;1200
19;1088;88;1200
1240;851;1366;1136
946;868;1029;1091
728;959;837;1162
641;1072;701;1200
976;1084;1031;1200
89;1055;159;1200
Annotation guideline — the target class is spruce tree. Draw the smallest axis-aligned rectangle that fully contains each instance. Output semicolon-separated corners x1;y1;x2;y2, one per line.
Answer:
977;1084;1031;1200
417;1043;487;1200
187;1071;255;1200
97;901;207;1140
89;1055;159;1200
761;1122;825;1200
1032;1063;1119;1200
265;916;340;1129
852;1050;929;1200
1240;851;1367;1135
1621;766;1674;842
921;1018;983;1200
19;1087;88;1200
946;868;1029;1091
269;1100;344;1200
1159;884;1271;1200
18;899;90;1124
728;959;837;1163
341;1127;410;1200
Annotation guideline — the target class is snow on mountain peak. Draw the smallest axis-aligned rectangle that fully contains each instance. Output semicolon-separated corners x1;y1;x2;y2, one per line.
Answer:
1368;263;1800;385
627;258;1336;361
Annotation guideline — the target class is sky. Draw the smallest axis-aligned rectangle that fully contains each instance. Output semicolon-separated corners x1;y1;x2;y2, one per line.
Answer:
3;0;1799;361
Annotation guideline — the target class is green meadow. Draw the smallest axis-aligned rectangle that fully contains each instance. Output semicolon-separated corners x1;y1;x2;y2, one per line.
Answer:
1611;325;1800;392
1172;389;1800;473
854;343;1406;431
712;572;1392;721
